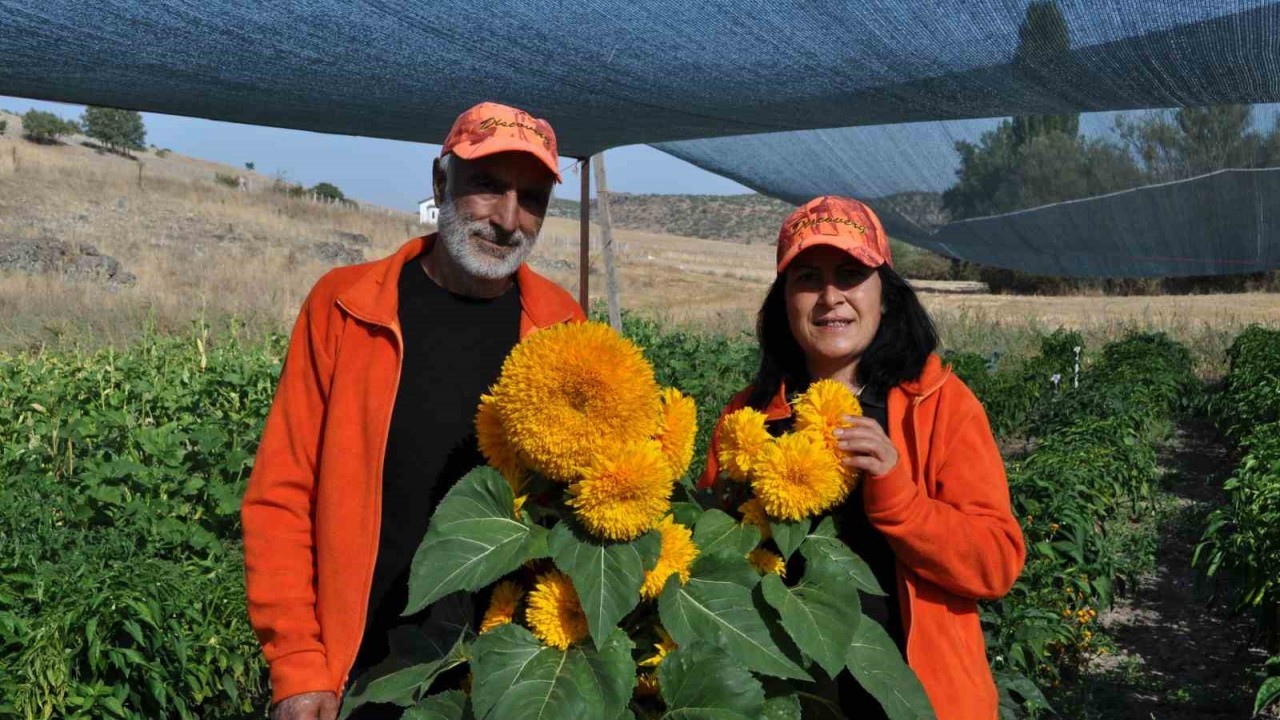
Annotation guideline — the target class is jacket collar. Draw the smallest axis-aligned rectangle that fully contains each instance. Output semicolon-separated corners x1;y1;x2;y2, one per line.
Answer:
757;353;952;420
335;234;576;331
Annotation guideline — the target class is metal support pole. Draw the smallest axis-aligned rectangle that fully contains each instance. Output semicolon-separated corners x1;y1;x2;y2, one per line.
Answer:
578;158;591;313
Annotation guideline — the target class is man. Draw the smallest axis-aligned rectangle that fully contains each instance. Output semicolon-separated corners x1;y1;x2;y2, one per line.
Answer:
241;101;583;720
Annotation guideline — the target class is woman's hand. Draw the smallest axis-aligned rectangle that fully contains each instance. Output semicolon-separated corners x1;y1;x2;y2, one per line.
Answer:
834;416;899;477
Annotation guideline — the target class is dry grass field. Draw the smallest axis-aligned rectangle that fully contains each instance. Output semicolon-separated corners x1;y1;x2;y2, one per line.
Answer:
1;119;1277;371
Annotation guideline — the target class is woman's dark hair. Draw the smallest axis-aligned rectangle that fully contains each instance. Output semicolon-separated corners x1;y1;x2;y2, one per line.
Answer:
746;263;939;410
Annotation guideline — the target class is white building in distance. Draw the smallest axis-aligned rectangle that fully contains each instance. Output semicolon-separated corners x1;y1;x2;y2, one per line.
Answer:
418;197;438;226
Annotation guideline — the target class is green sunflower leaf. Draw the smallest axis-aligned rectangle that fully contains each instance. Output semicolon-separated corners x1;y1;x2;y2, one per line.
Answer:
402;690;473;720
692;509;761;558
845;619;936;720
658;554;810;681
549;522;661;650
658;645;764;720
759;560;861;677
769;517;810;560
406;467;537;615
800;516;885;596
470;624;634;720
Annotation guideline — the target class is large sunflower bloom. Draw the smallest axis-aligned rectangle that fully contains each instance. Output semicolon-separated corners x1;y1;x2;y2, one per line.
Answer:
640;516;699;600
748;548;787;578
717;407;773;482
526;570;589;650
490;322;660;482
737;497;771;541
479;580;524;634
655;388;698;479
568;439;674;541
794;379;862;455
751;430;848;521
476;394;525;493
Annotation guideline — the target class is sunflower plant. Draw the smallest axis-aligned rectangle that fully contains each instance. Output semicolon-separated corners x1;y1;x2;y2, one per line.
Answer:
339;323;936;720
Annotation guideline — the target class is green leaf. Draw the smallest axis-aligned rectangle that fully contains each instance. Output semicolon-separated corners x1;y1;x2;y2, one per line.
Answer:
1255;674;1280;717
845;620;936;720
759;564;861;676
470;624;634;720
670;502;702;527
339;600;472;720
659;554;811;681
406;467;536;614
692;509;760;558
338;664;445;719
403;690;473;720
801;517;885;596
549;522;661;650
769;518;810;560
658;646;764;720
760;694;802;720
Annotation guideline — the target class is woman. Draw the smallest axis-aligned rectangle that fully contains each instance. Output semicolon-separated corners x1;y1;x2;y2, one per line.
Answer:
700;196;1024;720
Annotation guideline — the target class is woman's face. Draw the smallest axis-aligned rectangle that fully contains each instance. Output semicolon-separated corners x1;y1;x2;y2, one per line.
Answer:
783;245;883;378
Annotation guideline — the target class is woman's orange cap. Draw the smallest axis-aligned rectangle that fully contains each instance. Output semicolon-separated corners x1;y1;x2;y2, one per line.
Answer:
776;195;892;273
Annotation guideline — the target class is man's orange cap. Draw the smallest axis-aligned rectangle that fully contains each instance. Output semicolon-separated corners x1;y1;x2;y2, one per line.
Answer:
440;101;561;182
776;195;892;273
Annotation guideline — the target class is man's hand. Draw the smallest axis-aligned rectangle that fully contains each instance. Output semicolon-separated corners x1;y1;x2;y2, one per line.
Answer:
272;691;339;720
835;416;900;478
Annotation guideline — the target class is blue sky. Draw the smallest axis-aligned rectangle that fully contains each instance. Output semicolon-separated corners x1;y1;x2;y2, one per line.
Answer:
0;95;750;211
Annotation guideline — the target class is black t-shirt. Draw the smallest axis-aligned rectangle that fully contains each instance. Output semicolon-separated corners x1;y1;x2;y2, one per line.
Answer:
349;255;522;696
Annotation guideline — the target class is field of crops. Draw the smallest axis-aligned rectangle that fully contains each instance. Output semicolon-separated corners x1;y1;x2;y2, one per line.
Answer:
1;316;1277;719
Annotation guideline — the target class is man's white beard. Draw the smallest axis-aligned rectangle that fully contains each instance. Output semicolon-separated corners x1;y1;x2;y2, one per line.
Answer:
436;192;537;280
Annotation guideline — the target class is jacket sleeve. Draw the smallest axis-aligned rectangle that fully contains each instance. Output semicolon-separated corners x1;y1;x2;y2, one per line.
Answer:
863;385;1025;600
241;284;337;702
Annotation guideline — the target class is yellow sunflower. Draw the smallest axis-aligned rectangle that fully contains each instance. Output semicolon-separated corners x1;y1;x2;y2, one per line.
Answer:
750;430;848;521
489;322;661;483
737;497;771;541
717;407;773;482
640;516;699;600
748;548;787;578
526;570;589;650
479;580;524;634
655;388;698;479
636;673;661;697
476;394;526;493
794;378;862;454
568;439;674;541
635;627;678;697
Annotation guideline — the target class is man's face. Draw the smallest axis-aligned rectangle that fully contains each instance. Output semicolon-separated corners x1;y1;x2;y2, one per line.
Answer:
434;152;555;280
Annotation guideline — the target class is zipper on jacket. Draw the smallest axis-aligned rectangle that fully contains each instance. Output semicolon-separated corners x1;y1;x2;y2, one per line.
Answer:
334;298;404;696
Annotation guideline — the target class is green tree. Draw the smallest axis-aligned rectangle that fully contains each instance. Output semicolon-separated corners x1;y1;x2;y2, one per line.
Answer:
1011;1;1079;147
21;109;78;144
1116;104;1278;180
245;161;255;171
82;106;146;157
309;182;344;201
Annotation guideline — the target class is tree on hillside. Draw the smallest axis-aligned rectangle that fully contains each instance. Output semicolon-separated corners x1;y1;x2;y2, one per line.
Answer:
82;106;146;157
21;109;78;144
309;182;344;201
1011;0;1079;147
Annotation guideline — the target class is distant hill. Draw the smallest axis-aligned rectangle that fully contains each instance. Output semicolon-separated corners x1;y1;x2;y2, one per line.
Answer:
550;190;952;245
550;193;795;245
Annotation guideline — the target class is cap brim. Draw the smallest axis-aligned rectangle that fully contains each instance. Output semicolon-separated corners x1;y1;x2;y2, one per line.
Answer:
776;239;887;273
448;138;562;182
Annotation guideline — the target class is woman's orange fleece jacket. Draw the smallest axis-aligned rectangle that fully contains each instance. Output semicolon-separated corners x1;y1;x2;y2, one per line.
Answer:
240;236;584;704
700;354;1025;720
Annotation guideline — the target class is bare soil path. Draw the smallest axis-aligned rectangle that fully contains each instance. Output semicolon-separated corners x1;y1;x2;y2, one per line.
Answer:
1054;419;1270;719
